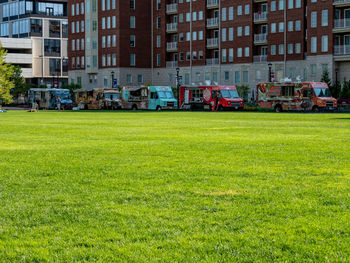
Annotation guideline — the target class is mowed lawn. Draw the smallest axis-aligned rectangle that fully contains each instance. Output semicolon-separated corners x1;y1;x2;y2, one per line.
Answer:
0;111;349;262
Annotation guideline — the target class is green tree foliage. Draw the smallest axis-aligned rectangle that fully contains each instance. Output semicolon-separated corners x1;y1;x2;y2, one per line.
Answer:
321;69;340;99
340;78;350;99
236;85;249;102
11;66;30;97
0;45;15;104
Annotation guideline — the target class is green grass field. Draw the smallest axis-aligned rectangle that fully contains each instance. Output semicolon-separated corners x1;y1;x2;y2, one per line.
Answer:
0;111;349;262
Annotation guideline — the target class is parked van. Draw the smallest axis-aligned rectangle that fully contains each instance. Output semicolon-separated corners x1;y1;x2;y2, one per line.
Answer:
121;86;177;110
256;81;338;112
179;85;244;111
29;88;72;110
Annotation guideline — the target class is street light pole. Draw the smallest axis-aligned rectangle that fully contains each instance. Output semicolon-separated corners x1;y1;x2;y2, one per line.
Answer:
268;63;272;82
176;67;180;110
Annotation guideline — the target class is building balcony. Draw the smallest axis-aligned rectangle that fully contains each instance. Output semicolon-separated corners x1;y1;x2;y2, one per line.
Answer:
254;12;268;23
206;38;219;49
334;19;350;33
166;61;178;68
207;0;219;9
254;33;268;45
333;0;350;7
206;58;219;65
166;23;178;33
207;17;219;28
166;4;178;14
334;45;350;61
166;42;178;52
253;55;268;63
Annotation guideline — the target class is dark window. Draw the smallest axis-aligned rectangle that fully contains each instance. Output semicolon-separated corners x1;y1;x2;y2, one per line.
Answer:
30;19;42;36
281;86;294;97
44;39;61;57
49;58;61;76
49;20;60;37
62;21;68;38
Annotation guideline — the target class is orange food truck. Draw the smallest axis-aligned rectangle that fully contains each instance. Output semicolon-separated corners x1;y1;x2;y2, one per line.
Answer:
256;81;338;112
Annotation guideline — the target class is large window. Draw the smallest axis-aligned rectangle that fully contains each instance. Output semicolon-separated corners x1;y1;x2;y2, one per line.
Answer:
49;58;61;76
49;20;60;37
30;19;42;36
44;39;61;57
62;21;68;38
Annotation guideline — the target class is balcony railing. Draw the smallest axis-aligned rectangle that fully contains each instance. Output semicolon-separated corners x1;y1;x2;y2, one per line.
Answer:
206;38;219;48
334;0;350;4
207;0;219;8
166;42;178;51
166;23;178;32
206;58;219;65
166;4;178;14
253;55;268;63
254;12;268;22
207;17;219;28
166;61;178;68
334;19;350;29
334;45;350;55
254;33;268;43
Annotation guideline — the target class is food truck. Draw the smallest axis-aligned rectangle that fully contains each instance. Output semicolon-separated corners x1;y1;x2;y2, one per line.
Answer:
121;86;177;110
179;85;244;111
256;81;338;112
28;88;72;110
75;89;121;110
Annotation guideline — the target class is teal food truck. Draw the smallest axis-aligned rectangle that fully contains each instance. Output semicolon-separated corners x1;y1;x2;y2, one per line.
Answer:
121;86;177;110
29;88;73;110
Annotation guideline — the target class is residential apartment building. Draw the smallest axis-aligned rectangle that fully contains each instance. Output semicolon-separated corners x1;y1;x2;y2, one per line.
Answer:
69;0;349;94
0;0;68;87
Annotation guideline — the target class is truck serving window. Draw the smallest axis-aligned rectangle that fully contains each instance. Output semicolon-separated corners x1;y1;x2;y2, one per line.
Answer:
281;86;294;97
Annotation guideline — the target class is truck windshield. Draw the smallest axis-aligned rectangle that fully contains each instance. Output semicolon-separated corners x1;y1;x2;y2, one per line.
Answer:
158;91;174;99
314;88;332;98
221;89;239;98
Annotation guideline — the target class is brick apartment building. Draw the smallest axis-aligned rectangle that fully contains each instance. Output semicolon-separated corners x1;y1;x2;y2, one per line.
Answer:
69;0;350;94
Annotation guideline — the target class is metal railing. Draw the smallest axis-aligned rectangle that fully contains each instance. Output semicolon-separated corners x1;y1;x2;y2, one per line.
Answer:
254;33;268;43
166;23;178;32
207;38;219;48
254;12;268;22
166;61;178;68
253;55;268;63
166;42;178;51
166;4;178;13
207;17;219;27
334;45;350;55
206;58;219;65
207;0;219;8
334;0;350;4
334;19;350;29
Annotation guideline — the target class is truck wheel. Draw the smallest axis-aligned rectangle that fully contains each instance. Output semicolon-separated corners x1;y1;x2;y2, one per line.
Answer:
156;106;162;111
132;105;138;111
218;105;224;111
312;106;319;113
275;105;282;113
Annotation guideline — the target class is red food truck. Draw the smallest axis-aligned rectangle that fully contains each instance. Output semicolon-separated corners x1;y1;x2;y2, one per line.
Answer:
179;85;244;111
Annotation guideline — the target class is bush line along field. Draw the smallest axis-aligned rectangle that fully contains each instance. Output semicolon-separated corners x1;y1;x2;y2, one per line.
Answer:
0;111;349;262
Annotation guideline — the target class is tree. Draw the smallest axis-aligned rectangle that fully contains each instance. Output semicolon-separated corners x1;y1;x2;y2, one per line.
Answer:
236;85;249;102
340;78;350;99
0;45;14;105
11;66;29;97
321;69;340;99
320;69;331;88
61;83;81;94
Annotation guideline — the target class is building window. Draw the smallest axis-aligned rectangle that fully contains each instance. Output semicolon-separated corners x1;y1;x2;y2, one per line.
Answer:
130;16;135;28
130;54;136;66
